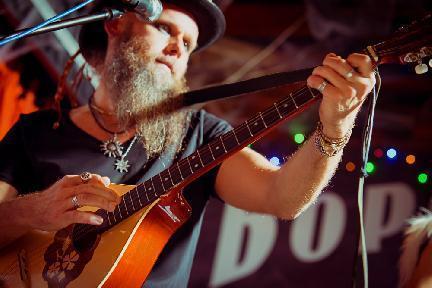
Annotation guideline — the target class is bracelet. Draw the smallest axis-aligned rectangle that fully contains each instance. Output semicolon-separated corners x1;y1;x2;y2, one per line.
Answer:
314;121;352;157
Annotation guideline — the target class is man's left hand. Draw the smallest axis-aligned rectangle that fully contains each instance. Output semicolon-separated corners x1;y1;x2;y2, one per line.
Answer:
307;53;376;138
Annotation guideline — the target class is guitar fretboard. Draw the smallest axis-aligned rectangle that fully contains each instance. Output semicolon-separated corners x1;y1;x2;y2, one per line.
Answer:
73;83;321;240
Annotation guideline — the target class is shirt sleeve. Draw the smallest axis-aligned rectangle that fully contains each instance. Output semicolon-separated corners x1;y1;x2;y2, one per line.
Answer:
0;116;34;194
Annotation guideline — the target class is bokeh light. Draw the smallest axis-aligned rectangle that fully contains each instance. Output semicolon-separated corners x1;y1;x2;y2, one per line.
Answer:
386;148;397;159
418;173;428;184
270;156;281;166
345;162;356;172
294;133;305;144
374;148;384;158
366;162;376;174
405;154;416;165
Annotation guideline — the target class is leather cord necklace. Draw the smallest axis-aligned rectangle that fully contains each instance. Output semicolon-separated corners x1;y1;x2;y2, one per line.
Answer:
88;95;137;173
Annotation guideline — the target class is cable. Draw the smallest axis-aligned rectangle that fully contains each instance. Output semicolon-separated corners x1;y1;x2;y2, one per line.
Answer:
353;69;382;288
0;0;95;47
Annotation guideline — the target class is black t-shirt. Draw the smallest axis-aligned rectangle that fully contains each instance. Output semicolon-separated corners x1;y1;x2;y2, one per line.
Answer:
0;108;232;287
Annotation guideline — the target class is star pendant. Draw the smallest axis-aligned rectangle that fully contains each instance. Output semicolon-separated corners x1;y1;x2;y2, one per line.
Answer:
114;158;130;173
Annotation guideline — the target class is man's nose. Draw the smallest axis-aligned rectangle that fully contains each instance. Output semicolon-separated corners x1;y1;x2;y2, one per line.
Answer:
164;35;184;58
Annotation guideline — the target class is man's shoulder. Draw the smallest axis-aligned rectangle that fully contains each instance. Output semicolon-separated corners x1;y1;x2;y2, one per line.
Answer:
191;109;232;139
18;109;58;126
192;109;231;128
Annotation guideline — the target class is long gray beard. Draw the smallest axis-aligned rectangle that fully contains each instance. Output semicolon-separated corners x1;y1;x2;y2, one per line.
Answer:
104;39;190;158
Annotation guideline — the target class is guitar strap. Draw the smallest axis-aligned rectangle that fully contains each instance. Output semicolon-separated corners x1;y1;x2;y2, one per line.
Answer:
182;68;314;106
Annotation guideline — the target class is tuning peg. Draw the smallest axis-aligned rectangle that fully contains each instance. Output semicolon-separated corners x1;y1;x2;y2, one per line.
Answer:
415;63;428;74
429;59;432;68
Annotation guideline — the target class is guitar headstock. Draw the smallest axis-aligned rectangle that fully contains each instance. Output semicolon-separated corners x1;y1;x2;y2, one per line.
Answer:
366;13;432;74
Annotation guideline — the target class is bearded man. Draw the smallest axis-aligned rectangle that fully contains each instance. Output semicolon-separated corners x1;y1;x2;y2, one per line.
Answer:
0;0;376;286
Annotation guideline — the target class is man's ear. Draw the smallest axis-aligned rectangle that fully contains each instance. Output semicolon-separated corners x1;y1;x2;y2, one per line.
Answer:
104;16;124;37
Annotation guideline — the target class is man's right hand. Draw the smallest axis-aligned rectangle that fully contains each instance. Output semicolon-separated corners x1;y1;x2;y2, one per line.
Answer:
17;174;120;231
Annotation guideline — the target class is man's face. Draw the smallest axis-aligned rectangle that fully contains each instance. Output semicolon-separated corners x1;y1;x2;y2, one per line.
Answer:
109;6;199;81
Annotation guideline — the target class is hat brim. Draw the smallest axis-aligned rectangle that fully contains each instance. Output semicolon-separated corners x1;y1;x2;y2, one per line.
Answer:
163;0;225;52
79;0;225;63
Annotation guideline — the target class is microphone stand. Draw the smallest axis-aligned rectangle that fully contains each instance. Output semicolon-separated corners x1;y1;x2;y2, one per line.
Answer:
0;8;123;44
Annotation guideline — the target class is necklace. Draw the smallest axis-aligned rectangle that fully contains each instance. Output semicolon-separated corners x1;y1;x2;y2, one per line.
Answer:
88;95;137;173
88;95;127;159
114;134;138;173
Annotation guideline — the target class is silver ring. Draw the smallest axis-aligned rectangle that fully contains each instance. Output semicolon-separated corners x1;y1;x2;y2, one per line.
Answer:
345;69;355;79
71;195;80;209
80;172;91;184
317;80;328;93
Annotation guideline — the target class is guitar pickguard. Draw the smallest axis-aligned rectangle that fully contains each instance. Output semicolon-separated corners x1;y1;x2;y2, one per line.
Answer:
42;225;99;287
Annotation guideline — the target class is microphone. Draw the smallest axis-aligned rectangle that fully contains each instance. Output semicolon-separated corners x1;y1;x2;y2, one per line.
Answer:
119;0;163;22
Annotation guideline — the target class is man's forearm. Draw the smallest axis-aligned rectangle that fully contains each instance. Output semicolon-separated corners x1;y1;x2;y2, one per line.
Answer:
270;130;344;219
0;197;32;249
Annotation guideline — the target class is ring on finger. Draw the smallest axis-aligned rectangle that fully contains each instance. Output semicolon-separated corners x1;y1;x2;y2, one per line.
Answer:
317;80;329;93
71;195;80;209
80;172;91;184
345;69;355;79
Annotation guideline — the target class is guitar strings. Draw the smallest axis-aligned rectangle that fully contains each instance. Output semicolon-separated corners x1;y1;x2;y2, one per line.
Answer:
72;84;317;240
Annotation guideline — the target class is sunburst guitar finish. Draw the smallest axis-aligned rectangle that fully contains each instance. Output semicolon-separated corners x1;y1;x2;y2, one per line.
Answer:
0;184;191;287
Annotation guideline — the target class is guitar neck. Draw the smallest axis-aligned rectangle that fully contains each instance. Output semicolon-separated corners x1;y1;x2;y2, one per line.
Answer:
92;83;321;229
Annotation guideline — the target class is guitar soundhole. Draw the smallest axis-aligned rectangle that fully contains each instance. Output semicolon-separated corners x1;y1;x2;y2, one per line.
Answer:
72;224;99;252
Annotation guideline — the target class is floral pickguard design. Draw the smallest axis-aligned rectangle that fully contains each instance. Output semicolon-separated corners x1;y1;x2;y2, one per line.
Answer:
42;225;98;287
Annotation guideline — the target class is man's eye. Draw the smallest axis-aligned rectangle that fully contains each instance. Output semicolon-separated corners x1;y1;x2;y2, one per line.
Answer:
155;23;171;35
183;41;190;50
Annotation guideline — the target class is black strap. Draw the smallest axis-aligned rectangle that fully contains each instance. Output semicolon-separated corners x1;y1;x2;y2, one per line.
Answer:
182;68;314;106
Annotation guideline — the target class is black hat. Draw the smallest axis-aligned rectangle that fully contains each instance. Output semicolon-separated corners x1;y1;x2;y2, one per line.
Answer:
79;0;226;64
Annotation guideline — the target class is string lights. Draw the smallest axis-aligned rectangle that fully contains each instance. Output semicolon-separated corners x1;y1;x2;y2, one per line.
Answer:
262;132;429;185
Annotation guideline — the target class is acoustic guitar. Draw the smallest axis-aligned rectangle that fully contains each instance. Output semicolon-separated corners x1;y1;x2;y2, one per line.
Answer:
0;13;431;288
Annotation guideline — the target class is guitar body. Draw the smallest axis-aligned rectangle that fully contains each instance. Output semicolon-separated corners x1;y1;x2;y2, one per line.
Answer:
0;183;192;288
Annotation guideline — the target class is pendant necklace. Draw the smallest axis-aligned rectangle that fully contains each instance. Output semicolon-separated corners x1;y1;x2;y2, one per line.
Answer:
114;134;138;173
89;95;137;173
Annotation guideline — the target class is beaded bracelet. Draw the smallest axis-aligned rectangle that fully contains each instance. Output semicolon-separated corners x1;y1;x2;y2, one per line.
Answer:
314;121;353;157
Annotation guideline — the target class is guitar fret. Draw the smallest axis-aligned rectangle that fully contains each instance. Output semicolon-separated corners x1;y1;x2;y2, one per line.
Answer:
246;122;253;136
259;112;267;128
150;178;157;196
167;168;175;186
274;103;283;118
233;130;240;144
122;197;129;215
208;144;215;160
290;93;298;109
186;157;194;173
307;85;316;98
219;136;227;152
129;192;135;211
159;174;167;191
135;187;143;207
114;206;121;220
107;212;113;226
143;184;150;201
176;162;184;180
197;150;205;166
